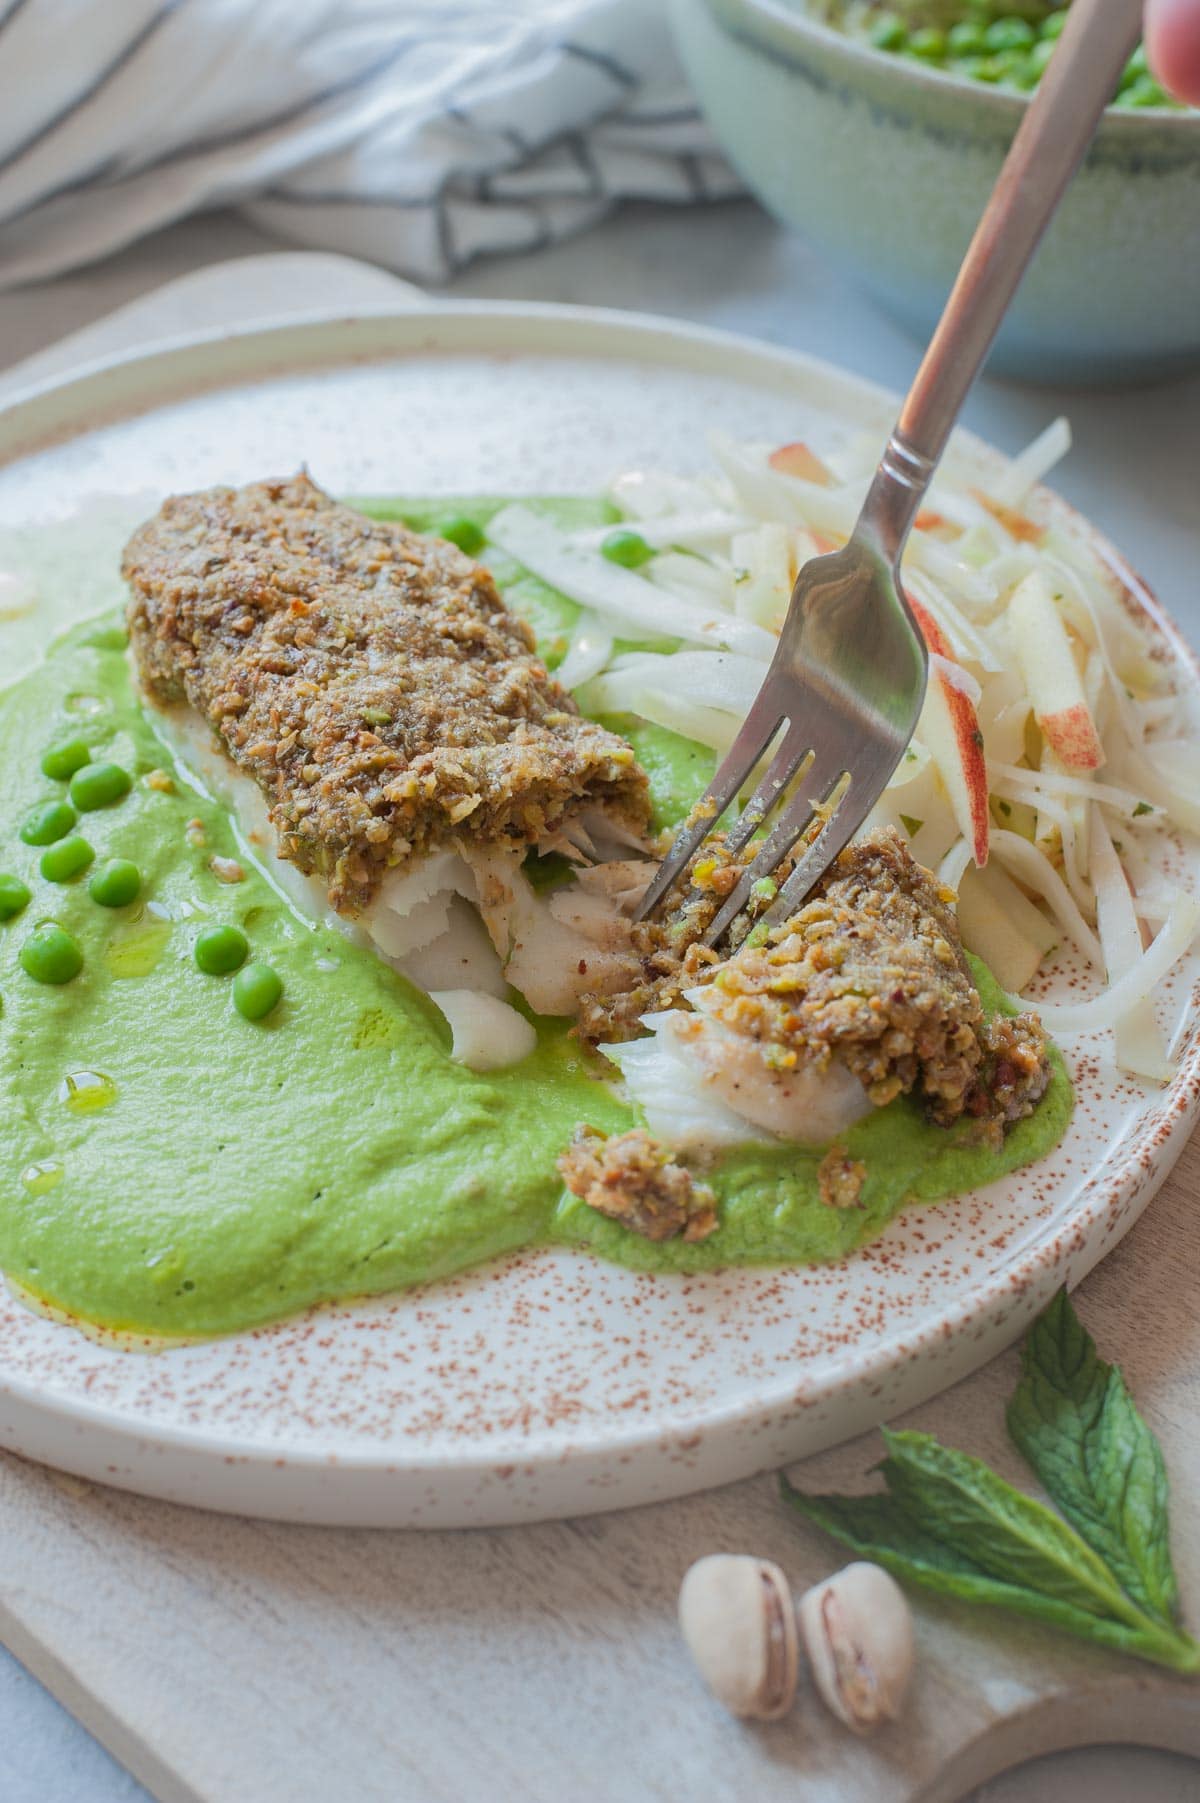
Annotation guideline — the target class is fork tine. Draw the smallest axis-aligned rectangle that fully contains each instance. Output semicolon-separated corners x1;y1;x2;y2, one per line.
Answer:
722;726;812;856
632;689;787;922
703;763;847;945
759;780;881;929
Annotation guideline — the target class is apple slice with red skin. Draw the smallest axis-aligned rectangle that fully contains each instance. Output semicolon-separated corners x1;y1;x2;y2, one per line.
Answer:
1008;570;1104;772
907;593;990;868
768;441;833;486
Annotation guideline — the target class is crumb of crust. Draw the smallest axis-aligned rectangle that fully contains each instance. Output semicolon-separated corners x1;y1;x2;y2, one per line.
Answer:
123;473;650;913
817;1146;867;1210
963;1011;1053;1146
209;855;245;884
557;1124;718;1243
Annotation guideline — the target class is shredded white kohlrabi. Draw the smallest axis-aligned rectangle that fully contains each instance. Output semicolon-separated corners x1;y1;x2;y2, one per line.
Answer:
502;417;1199;1078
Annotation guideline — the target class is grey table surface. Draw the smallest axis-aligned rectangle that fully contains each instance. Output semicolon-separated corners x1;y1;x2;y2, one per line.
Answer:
0;199;1197;1803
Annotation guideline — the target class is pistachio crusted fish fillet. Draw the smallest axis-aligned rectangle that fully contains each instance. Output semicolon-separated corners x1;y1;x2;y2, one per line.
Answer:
695;830;1050;1131
596;830;1051;1191
123;474;649;912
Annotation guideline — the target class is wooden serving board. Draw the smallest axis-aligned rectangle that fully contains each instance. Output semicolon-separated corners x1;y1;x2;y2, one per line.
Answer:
0;255;1197;1803
0;1131;1195;1803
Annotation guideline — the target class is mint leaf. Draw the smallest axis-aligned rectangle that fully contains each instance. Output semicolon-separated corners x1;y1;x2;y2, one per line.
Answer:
878;1430;1138;1624
1007;1288;1177;1625
782;1423;1200;1672
781;1481;1197;1666
781;1296;1200;1673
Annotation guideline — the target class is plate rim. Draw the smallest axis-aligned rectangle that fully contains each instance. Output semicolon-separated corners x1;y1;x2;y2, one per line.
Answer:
0;298;1196;1482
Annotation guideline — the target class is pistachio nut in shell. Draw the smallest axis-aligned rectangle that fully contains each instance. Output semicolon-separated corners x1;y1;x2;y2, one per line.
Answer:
797;1561;915;1734
678;1553;799;1720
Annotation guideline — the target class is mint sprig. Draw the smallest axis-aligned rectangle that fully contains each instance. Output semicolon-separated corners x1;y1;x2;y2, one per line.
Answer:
782;1292;1200;1673
1007;1288;1177;1626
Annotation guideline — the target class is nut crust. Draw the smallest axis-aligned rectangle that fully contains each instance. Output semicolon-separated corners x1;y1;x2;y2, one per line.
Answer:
123;474;648;911
701;830;987;1121
582;829;1050;1136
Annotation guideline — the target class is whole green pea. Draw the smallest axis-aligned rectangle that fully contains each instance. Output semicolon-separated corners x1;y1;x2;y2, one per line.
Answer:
69;761;132;812
908;25;947;57
20;799;77;846
233;962;283;1021
0;874;31;920
19;922;83;985
600;528;654;569
986;46;1029;80
39;835;95;884
869;12;907;50
983;17;1036;51
89;858;142;908
40;737;91;781
909;26;947;57
194;924;249;975
960;52;1003;79
1121;72;1168;105
948;19;987;55
436;515;486;557
1028;37;1057;75
1039;9;1069;36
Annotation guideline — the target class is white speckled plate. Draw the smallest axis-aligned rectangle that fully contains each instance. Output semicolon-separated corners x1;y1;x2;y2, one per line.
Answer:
0;305;1197;1527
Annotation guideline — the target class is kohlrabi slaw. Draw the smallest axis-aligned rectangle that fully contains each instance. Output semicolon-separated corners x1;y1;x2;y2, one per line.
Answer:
487;418;1200;1083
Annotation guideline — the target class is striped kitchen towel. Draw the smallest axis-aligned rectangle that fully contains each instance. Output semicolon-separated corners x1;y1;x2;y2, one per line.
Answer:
0;0;742;292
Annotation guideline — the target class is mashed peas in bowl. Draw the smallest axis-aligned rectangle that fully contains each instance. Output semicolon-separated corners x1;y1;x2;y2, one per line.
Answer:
671;0;1200;379
837;0;1178;105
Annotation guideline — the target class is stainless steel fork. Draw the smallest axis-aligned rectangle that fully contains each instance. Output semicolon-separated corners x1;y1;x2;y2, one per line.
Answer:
636;0;1144;944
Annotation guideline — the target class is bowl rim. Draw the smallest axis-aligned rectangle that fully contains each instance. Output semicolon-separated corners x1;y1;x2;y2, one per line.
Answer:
701;0;1200;128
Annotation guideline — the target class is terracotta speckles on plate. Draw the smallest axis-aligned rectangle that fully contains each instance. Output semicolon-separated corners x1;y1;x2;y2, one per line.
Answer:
0;304;1196;1528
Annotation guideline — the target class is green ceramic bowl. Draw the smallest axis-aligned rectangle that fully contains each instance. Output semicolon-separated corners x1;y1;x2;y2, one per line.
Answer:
671;0;1200;382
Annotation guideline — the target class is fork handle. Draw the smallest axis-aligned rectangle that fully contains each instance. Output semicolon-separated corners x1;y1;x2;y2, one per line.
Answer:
865;0;1144;558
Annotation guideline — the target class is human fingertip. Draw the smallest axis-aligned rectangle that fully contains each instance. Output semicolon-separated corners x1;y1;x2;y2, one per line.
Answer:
1144;0;1200;105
